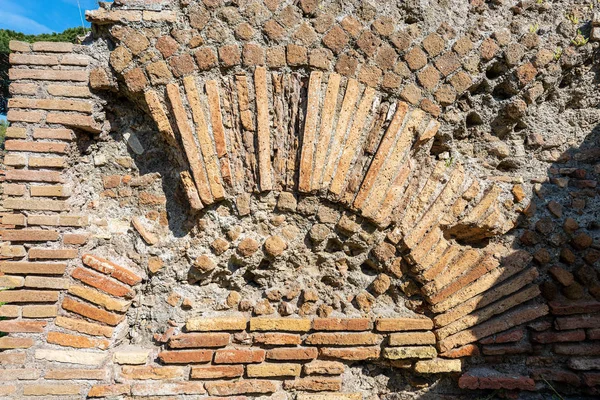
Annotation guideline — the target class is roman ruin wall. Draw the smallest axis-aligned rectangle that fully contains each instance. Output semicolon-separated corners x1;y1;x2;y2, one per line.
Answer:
1;0;600;398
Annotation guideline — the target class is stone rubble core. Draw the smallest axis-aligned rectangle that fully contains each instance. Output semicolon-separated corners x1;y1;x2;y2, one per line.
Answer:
0;0;599;398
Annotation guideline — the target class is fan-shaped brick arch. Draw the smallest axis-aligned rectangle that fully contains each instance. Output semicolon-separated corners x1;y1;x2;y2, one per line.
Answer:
4;0;598;398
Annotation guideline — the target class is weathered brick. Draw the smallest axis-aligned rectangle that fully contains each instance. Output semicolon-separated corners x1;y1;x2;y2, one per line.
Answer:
414;359;462;373
159;349;213;364
6;110;43;123
55;316;113;338
0;337;34;349
23;276;69;289
0;368;40;380
9;68;88;81
113;348;151;365
72;267;135;298
303;360;345;375
47;331;110;350
23;384;81;396
389;331;436;346
131;382;206;396
45;368;106;380
253;332;302;346
82;253;142;286
32;41;73;52
88;384;131;398
250;317;311;332
376;318;434;332
312;318;371;331
532;329;585;343
305;332;382;345
383;346;437;359
119;365;184;380
247;362;301;377
9;53;59;65
168;333;230;348
28;248;78;260
0;320;46;333
68;284;131;312
319;347;380;360
22;305;57;318
284;377;342;391
0;352;26;364
0;261;66;275
555;314;600;330
0;289;59;303
266;347;318;361
5;169;63;182
214;348;266;364
205;380;277;396
9;98;92;113
35;349;107;365
62;296;125;326
46;113;101;133
186;316;247;331
9;40;30;52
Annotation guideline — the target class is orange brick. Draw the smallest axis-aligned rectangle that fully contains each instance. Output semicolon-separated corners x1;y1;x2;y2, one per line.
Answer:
9;82;36;95
266;347;318;361
64;233;89;245
55;316;113;338
0;305;19;318
168;333;230;349
119;365;185;380
88;384;131;398
250;317;311;332
158;349;213;364
72;267;135;298
46;113;100;133
47;85;91;98
24;276;70;289
131;382;206;396
28;248;78;259
253;333;302;346
4;198;67;211
0;337;34;349
376;318;434;332
9;98;92;113
5;127;27;138
32;41;74;52
205;380;277;396
312;318;371;331
9;68;87;81
4;140;69;153
22;305;57;318
0;229;59;241
29;157;67;168
0;261;66;275
4;169;62;182
319;346;380;360
82;253;142;286
305;332;382;345
0;289;59;303
284;377;342;391
47;331;110;350
23;384;81;396
3;184;26;196
0;320;46;333
0;352;26;364
6;110;43;123
190;364;244;379
248;362;301;377
0;368;40;380
62;297;125;326
33;128;74;140
45;368;106;380
214;348;266;364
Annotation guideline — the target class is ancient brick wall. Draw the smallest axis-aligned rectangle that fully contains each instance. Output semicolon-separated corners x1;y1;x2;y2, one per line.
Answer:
0;0;600;399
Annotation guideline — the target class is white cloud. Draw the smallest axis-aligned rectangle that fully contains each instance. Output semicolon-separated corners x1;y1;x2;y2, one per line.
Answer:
0;10;53;34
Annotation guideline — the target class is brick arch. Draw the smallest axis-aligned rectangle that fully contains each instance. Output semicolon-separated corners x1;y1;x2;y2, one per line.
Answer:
0;0;575;398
